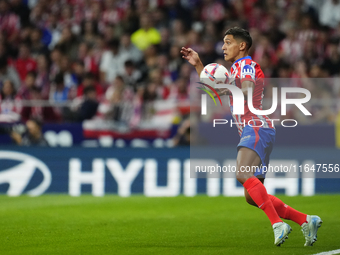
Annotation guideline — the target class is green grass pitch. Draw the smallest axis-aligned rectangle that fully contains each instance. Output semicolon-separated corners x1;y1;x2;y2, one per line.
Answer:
1;195;339;255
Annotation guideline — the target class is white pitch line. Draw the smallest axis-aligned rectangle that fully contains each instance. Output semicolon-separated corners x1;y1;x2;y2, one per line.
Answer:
311;249;340;255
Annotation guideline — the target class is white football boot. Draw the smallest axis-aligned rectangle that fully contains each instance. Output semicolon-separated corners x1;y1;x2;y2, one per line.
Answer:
273;222;292;246
301;215;323;246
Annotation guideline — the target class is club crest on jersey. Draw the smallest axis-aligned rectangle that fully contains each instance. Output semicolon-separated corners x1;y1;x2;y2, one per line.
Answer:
242;65;255;78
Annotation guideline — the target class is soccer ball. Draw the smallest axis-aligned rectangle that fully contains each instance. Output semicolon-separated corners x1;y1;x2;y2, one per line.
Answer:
199;63;230;88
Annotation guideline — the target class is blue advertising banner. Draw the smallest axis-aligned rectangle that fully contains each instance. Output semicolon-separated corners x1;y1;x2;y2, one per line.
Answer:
0;146;339;196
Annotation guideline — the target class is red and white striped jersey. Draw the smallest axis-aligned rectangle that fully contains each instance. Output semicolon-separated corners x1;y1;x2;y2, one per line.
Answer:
228;56;273;136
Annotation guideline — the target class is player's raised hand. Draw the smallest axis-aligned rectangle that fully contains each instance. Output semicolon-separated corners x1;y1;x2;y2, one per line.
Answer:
180;47;201;67
181;47;204;75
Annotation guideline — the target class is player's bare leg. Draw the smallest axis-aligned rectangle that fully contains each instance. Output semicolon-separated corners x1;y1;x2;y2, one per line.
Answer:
236;147;292;246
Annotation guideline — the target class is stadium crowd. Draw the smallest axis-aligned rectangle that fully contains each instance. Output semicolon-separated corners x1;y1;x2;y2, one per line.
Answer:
0;0;340;128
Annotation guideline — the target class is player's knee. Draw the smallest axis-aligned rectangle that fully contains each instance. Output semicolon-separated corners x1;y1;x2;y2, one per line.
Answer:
236;168;252;184
236;174;245;185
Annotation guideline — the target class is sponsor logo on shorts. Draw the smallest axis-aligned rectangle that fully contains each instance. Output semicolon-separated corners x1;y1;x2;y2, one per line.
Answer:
240;135;251;142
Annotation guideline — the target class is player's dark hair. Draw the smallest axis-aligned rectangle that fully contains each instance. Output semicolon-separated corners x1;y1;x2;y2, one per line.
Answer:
224;27;252;50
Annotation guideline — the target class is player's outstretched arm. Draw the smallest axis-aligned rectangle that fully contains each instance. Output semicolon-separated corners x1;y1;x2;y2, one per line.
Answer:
180;47;204;75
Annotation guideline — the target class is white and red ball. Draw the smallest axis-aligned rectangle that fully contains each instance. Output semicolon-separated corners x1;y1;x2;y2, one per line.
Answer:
199;63;230;88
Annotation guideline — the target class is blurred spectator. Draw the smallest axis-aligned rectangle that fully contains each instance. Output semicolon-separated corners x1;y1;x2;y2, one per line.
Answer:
168;45;183;80
264;15;285;47
170;19;187;47
164;0;191;26
277;26;303;64
171;76;189;101
30;27;49;59
80;20;99;46
50;72;70;103
100;39;128;84
131;13;161;51
77;72;103;99
0;0;20;44
11;43;37;81
49;47;63;79
0;79;21;122
158;28;171;55
297;14;319;42
35;54;50;98
0;41;8;59
97;75;133;123
203;21;219;42
200;38;220;64
10;118;49;146
253;35;278;65
119;33;142;64
44;13;62;50
17;71;36;99
135;0;149;16
157;54;172;85
76;86;99;121
10;0;30;27
129;86;144;128
201;0;226;23
59;5;80;35
120;5;139;34
144;44;158;70
102;24;116;42
302;38;323;67
71;60;85;86
56;27;80;61
59;56;77;91
152;8;169;30
121;60;142;91
105;75;133;102
279;5;300;33
21;86;59;123
149;68;170;99
0;56;20;89
319;0;340;28
275;61;292;78
186;29;204;53
102;0;124;27
322;41;340;76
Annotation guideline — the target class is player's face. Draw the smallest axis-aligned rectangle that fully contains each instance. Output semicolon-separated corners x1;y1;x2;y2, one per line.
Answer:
222;35;240;62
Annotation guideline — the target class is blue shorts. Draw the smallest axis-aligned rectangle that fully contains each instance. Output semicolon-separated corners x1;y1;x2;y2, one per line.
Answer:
237;125;276;178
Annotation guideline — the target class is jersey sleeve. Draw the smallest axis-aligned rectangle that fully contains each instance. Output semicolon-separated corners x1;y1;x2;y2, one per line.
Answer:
240;60;256;83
